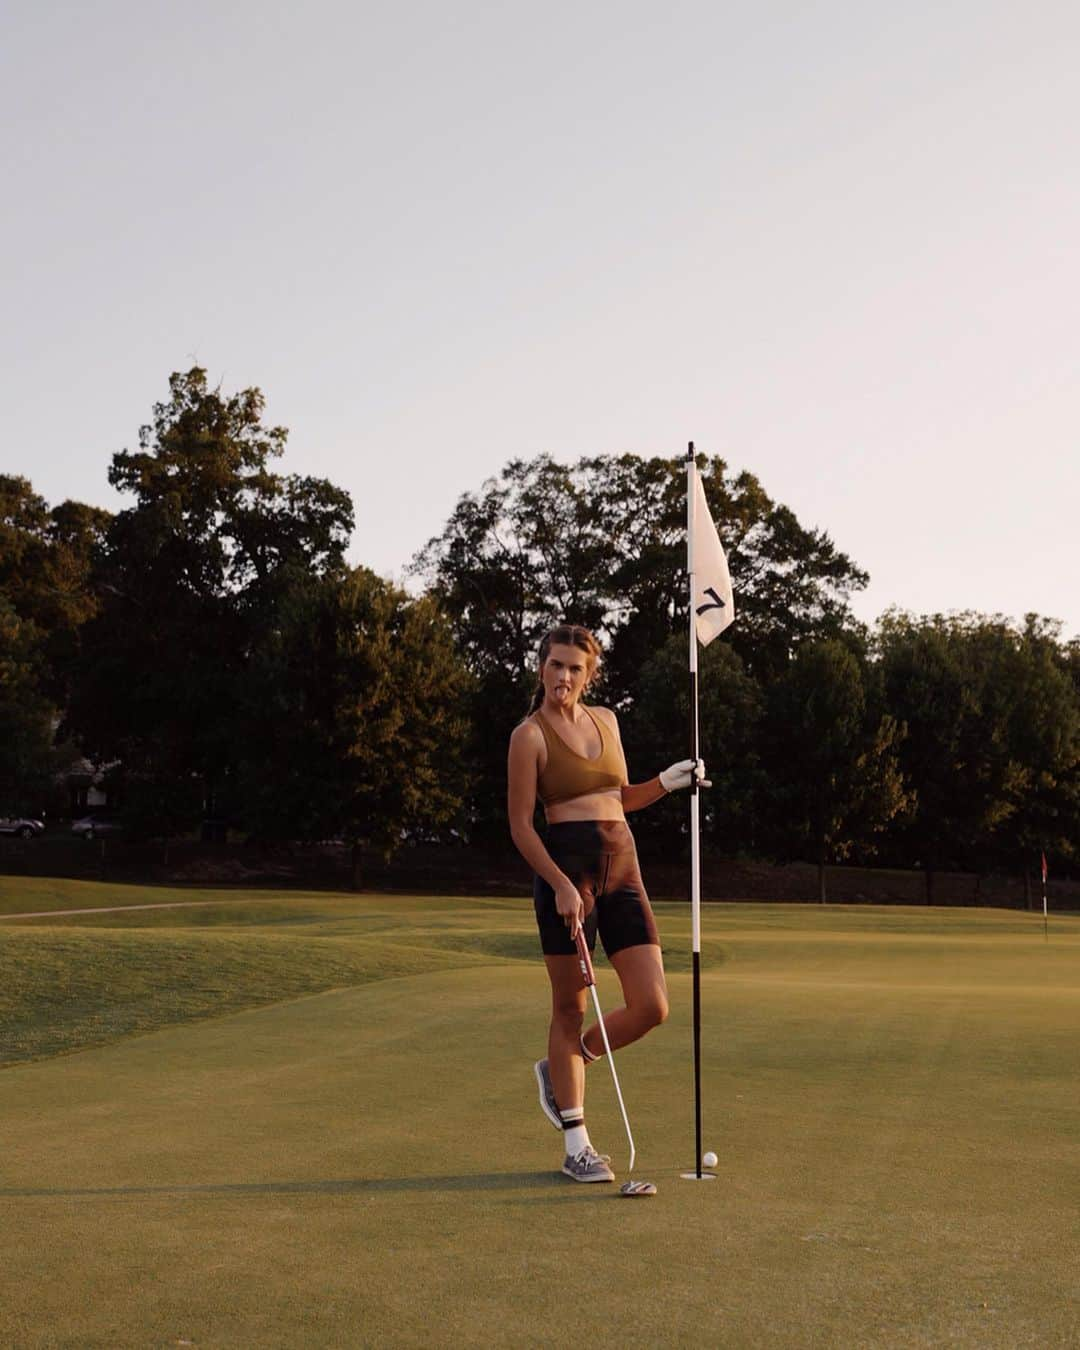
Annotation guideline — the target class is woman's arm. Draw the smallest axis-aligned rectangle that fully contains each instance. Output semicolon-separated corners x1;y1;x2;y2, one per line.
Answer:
623;761;707;811
596;707;703;814
507;722;585;935
592;707;667;814
621;776;668;813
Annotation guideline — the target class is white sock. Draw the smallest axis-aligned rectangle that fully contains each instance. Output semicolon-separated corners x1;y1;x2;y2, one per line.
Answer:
580;1035;599;1063
561;1108;589;1156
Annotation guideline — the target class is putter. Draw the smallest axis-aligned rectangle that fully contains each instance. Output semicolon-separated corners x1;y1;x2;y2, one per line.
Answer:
574;929;655;1195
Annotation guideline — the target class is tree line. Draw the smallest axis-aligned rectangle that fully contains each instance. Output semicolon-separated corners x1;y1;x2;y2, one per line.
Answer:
2;369;1078;898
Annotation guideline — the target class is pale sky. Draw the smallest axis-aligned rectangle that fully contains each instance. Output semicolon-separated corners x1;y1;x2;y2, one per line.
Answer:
3;1;1078;638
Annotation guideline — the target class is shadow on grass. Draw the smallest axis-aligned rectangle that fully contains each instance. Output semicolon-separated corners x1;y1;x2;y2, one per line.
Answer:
1;1170;571;1199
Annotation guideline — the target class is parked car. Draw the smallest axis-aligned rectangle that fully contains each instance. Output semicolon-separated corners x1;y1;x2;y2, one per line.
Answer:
71;814;123;841
0;816;45;838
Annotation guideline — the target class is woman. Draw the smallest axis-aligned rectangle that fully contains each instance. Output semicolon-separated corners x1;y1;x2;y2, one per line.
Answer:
507;623;704;1182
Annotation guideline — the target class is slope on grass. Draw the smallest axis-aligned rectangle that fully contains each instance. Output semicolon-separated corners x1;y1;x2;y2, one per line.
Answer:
0;928;494;1066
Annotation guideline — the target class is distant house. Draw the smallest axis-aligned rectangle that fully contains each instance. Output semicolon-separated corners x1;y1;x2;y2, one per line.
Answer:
64;758;118;816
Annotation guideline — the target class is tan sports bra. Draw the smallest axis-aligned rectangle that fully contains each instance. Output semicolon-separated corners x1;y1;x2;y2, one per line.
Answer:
533;705;627;806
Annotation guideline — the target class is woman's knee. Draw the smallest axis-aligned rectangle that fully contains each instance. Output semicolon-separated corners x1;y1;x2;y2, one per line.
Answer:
551;1000;585;1037
634;988;669;1030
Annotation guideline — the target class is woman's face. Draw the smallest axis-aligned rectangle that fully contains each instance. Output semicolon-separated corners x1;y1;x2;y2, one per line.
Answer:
541;642;593;710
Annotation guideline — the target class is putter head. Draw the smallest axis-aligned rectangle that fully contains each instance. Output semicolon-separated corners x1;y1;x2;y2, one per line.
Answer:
618;1179;657;1197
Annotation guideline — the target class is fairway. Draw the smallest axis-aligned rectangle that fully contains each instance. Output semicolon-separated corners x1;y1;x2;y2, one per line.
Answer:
3;885;1080;1348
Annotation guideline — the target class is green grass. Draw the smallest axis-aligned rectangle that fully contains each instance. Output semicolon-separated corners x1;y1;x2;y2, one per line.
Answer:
3;879;1080;1347
0;874;246;915
0;884;529;1065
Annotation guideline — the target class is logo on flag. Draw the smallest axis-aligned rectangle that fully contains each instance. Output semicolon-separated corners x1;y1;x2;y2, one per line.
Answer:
691;467;734;646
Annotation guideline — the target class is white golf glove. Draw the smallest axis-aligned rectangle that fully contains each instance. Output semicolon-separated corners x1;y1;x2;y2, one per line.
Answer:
659;758;709;792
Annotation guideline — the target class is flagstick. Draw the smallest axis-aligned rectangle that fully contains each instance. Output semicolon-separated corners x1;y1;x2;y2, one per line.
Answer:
681;442;713;1182
1041;851;1049;943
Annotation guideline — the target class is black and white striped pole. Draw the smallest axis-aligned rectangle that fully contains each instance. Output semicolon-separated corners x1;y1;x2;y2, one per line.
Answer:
682;442;714;1183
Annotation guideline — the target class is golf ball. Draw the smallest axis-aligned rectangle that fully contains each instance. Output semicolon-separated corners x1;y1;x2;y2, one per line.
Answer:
703;1150;718;1168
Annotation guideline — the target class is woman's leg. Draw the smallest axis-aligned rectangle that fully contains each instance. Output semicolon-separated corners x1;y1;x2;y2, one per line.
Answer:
581;943;668;1058
544;954;588;1110
543;952;615;1178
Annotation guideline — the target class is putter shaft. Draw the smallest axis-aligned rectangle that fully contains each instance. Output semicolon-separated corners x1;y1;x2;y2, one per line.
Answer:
576;930;636;1172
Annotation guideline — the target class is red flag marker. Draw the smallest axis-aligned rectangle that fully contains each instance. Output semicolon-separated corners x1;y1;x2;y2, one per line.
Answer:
1041;852;1049;941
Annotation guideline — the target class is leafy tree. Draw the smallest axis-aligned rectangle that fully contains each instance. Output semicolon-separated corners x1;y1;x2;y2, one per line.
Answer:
0;476;49;600
874;612;1068;900
416;452;867;691
0;475;110;705
877;615;982;898
980;616;1080;898
760;639;911;900
0;597;57;813
621;636;765;858
236;568;472;881
1058;636;1080;877
68;369;354;834
413;451;868;839
104;369;352;599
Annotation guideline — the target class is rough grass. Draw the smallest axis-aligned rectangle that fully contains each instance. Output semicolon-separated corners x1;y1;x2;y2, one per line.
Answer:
3;880;1080;1348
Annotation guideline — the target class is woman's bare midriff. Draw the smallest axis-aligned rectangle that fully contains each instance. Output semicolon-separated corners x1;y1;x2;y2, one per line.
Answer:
545;787;625;825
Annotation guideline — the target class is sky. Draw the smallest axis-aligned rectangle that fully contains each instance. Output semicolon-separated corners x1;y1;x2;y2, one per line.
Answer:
3;0;1078;638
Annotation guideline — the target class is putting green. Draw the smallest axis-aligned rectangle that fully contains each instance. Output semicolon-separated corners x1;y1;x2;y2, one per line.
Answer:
2;888;1079;1347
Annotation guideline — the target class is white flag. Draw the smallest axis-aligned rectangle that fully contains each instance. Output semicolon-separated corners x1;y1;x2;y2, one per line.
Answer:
691;467;734;645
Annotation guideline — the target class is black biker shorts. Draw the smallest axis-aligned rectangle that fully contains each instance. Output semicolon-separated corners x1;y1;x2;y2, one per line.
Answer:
533;820;660;958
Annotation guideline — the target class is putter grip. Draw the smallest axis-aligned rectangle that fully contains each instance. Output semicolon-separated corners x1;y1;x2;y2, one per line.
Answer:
574;929;596;987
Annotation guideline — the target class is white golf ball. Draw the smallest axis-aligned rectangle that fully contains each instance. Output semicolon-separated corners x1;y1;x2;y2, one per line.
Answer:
703;1150;718;1168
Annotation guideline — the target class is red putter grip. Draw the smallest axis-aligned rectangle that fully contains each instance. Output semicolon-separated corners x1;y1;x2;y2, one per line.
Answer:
574;928;596;987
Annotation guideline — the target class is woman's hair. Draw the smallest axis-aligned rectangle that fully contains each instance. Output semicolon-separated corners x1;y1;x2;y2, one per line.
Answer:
526;624;603;715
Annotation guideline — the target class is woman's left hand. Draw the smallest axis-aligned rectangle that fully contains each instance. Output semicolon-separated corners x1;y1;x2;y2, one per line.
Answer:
659;759;710;792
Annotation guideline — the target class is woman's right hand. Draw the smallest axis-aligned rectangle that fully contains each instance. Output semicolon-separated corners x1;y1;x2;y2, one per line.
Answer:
554;878;585;939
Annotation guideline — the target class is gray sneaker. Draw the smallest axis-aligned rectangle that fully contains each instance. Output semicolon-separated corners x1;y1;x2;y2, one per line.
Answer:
534;1059;562;1131
562;1145;615;1183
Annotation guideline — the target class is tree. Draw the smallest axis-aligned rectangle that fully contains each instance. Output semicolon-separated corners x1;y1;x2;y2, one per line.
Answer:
236;568;472;881
760;639;911;900
983;616;1080;898
0;475;110;706
413;452;868;838
0;597;57;813
68;369;354;835
621;636;765;858
874;612;1057;900
416;453;868;692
